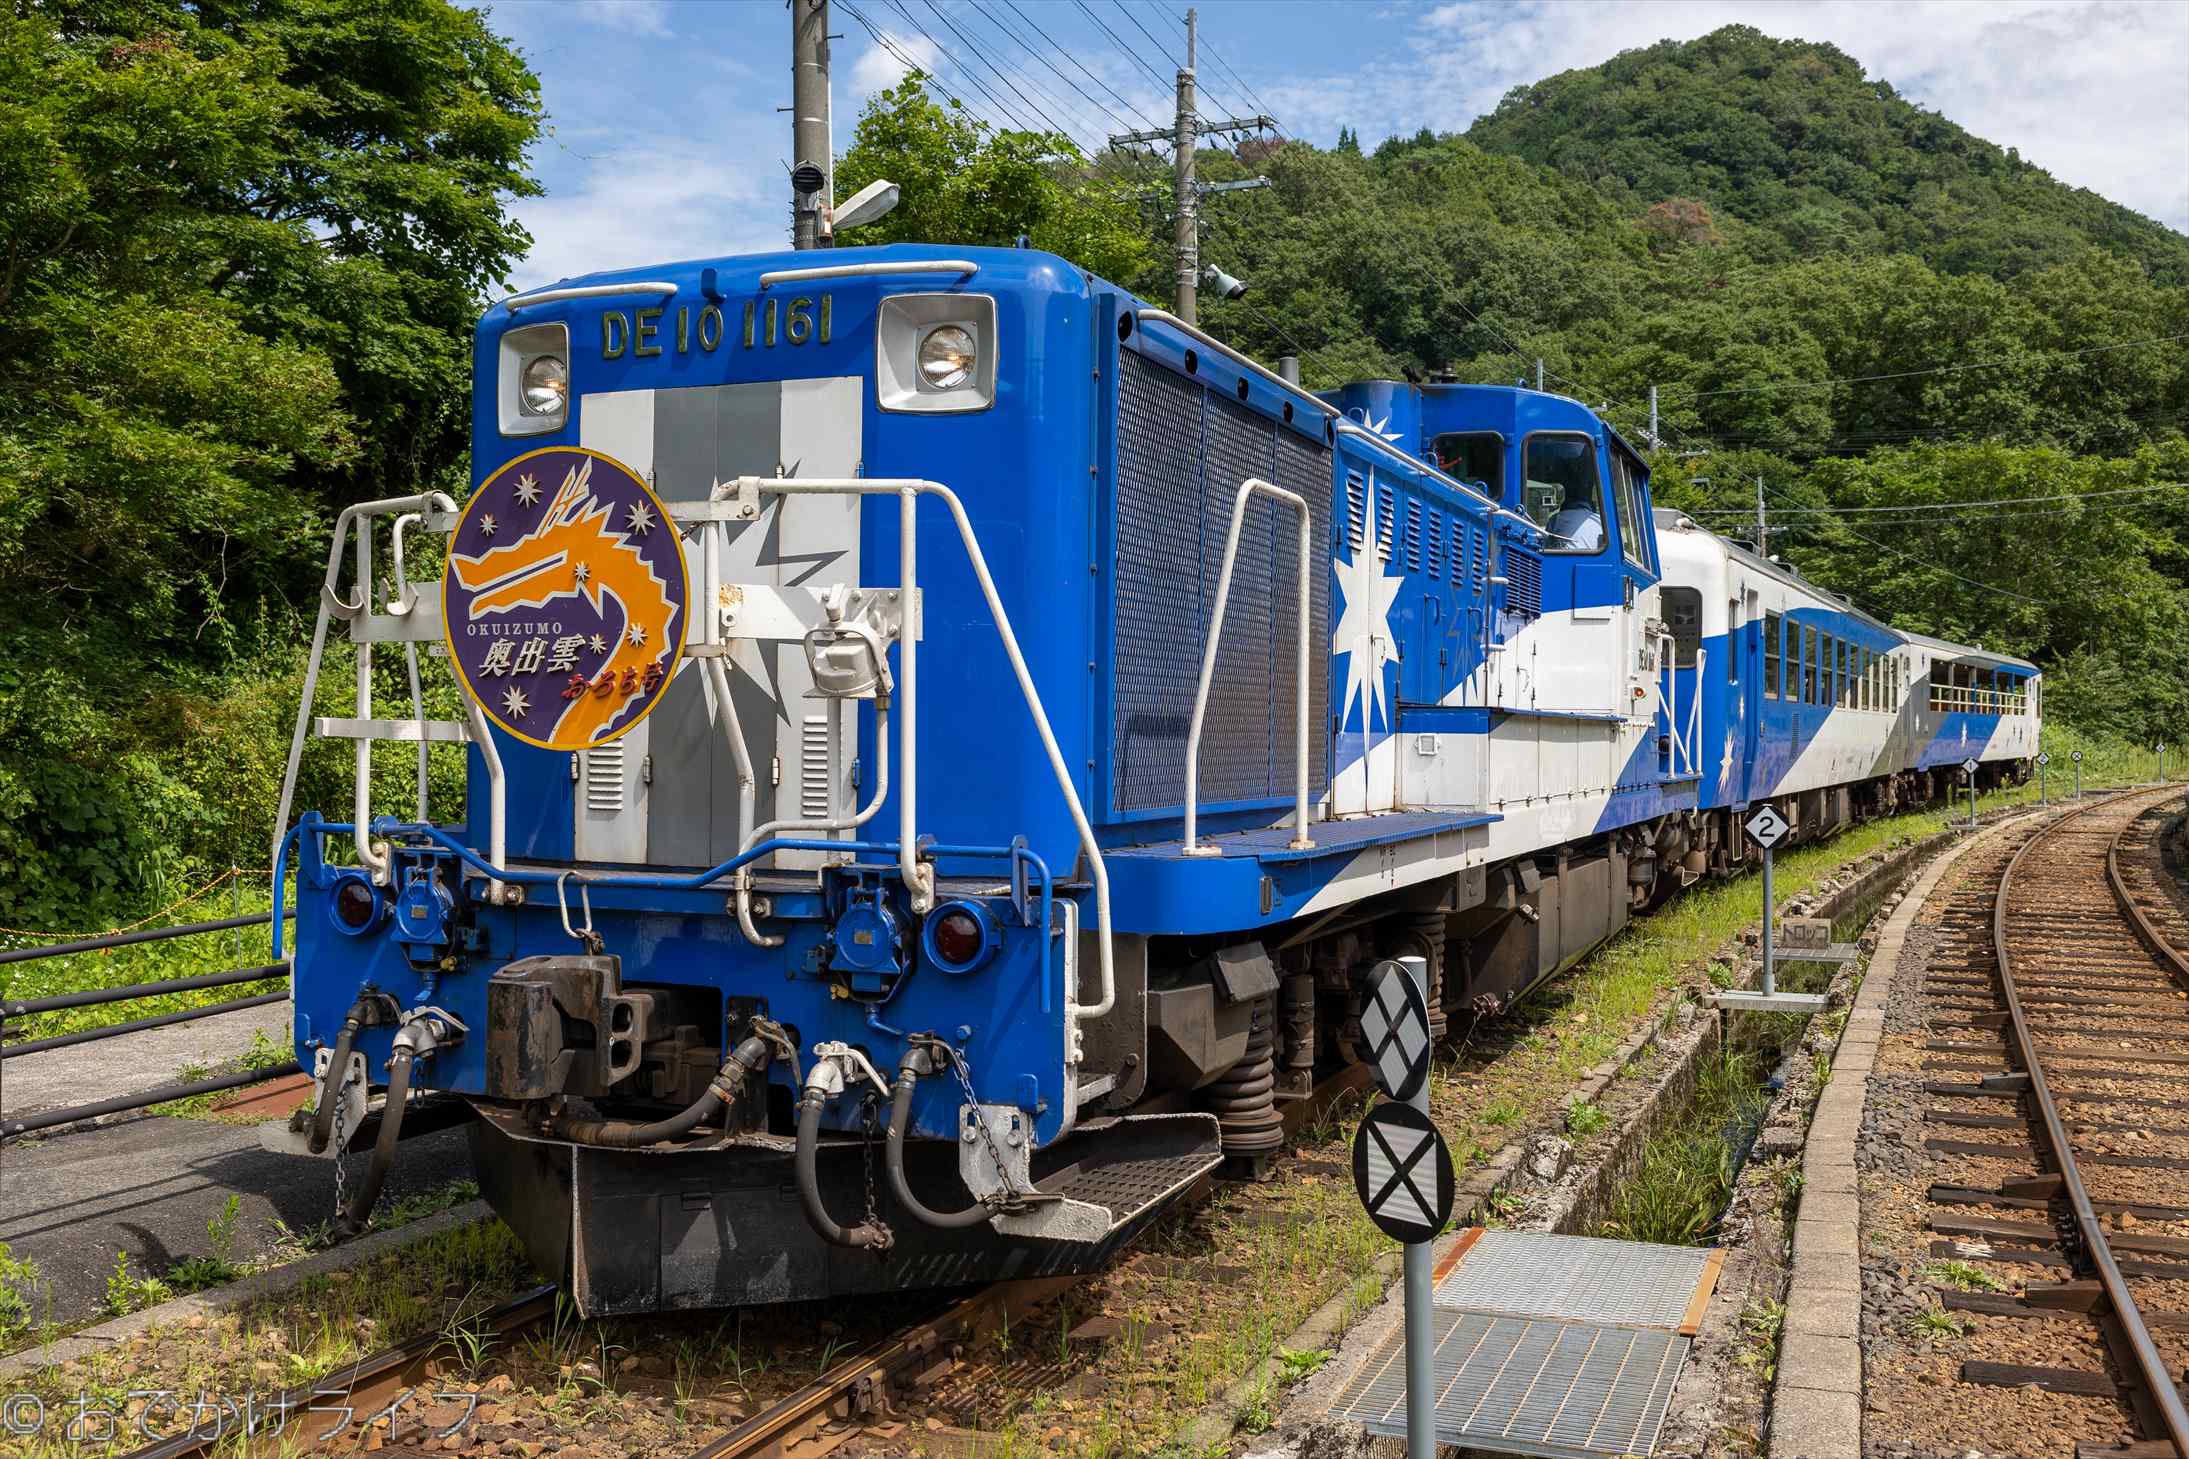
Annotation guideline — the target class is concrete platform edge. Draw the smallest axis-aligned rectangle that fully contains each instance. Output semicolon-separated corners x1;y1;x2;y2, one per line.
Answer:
0;1199;492;1384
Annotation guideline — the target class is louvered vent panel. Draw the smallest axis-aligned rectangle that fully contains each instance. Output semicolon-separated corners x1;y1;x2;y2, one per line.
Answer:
800;715;831;818
1506;548;1543;618
1426;512;1443;579
1376;484;1395;556
1472;526;1488;591
584;743;625;814
1403;500;1422;570
1345;473;1365;550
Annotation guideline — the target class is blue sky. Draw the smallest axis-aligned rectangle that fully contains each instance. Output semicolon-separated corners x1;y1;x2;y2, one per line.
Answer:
479;0;2189;293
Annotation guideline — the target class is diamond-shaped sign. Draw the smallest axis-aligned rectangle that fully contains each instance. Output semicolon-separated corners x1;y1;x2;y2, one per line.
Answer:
2036;752;2050;767
1744;804;1790;851
1962;757;1979;776
1360;961;1432;1104
1352;1102;1454;1245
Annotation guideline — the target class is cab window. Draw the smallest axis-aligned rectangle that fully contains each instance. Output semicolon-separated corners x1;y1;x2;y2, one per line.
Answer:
1523;435;1606;555
1610;449;1653;573
1431;433;1504;495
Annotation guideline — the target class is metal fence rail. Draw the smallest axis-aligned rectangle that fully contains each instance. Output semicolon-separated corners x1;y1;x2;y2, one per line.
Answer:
0;905;295;1140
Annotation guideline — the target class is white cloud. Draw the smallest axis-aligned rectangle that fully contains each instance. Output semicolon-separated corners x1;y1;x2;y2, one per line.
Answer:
1276;0;2189;232
848;27;940;95
563;0;674;38
505;135;785;294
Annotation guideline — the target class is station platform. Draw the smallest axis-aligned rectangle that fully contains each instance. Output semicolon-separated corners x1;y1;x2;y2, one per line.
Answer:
1330;1229;1725;1458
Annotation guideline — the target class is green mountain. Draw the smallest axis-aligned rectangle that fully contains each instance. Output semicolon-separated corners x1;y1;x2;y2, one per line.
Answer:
1462;27;2189;287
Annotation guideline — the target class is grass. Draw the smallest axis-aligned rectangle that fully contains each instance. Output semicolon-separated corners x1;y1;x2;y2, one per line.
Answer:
0;876;291;1045
1599;1043;1774;1245
1923;1259;2010;1293
1907;1304;1973;1340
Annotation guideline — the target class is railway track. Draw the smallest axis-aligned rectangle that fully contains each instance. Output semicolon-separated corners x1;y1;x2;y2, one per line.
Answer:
116;1065;1372;1459
1918;786;2189;1459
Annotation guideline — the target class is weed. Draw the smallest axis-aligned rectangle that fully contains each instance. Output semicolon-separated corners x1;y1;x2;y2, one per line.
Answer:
1565;1100;1609;1138
1276;1346;1332;1382
0;1243;43;1344
104;1253;171;1317
1734;1299;1783;1383
1811;1050;1832;1090
1481;1096;1524;1127
1907;1304;1972;1340
166;1195;244;1291
1923;1260;2008;1293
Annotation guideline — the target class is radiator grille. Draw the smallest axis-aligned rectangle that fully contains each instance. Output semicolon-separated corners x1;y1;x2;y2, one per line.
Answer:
1113;350;1331;814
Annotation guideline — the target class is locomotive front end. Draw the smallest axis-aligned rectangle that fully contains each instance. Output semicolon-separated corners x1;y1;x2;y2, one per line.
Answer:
274;244;1220;1311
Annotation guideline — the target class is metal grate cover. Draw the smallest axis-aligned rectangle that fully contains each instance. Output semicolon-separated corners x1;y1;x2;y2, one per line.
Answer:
1334;1310;1689;1459
1435;1230;1718;1331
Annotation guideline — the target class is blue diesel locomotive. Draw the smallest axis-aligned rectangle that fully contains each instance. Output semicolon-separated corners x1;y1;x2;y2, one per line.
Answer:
268;242;2036;1312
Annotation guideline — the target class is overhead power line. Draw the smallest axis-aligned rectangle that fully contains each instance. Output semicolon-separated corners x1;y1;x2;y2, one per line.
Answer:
915;0;1083;146
1196;33;1285;137
1686;480;2189;518
964;0;1122;141
1112;0;1182;67
1075;0;1173;91
1665;332;2189;400
839;0;1007;131
1002;0;1161;130
1773;520;2053;606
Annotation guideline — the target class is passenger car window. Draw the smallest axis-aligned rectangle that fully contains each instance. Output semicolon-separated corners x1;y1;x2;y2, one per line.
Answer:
1764;612;1782;699
1803;625;1818;703
1663;587;1701;668
1523;435;1606;555
1431;433;1504;495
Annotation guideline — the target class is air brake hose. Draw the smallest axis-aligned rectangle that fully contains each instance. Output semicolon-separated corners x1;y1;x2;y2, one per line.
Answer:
793;1086;893;1250
549;1036;771;1148
307;1010;363;1155
333;1045;413;1240
884;1054;994;1230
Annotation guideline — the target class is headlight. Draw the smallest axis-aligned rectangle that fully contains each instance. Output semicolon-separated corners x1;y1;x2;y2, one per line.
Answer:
520;353;568;415
917;326;977;390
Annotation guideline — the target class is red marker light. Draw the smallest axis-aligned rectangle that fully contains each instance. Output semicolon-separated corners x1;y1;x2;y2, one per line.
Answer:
335;879;378;930
933;910;983;967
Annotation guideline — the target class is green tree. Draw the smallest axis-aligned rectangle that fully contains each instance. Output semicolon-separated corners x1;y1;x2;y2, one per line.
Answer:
0;0;541;922
832;75;1150;284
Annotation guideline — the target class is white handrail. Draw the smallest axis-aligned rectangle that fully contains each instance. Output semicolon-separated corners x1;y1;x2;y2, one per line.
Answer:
272;491;457;881
1183;477;1314;856
736;476;1116;1023
1133;308;1335;417
502;281;677;312
757;259;979;288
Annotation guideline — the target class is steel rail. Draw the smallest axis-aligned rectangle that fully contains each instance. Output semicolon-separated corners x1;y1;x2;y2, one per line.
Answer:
1995;788;2189;1458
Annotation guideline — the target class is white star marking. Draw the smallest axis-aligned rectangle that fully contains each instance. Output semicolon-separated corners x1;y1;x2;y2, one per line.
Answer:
513;474;541;507
1332;471;1406;736
479;514;497;537
573;562;590;584
624;501;656;535
500;686;531;719
1363;412;1403;443
628;623;647;647
588;633;609;654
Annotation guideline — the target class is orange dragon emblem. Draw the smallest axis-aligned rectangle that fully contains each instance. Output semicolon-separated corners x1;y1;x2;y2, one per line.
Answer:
444;448;687;751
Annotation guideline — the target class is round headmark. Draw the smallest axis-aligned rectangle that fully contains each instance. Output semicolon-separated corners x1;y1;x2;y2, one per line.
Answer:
444;447;688;751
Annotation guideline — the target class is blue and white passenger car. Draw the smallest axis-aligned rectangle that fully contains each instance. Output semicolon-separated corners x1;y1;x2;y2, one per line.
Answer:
268;243;2036;1312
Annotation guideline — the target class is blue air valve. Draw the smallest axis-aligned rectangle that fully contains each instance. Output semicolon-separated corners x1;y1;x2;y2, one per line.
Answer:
392;866;455;964
327;871;385;937
922;900;1000;975
828;884;906;996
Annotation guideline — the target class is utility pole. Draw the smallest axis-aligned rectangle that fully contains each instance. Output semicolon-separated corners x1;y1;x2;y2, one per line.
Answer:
1755;475;1768;558
1534;359;1544;392
1648;385;1659;449
790;0;830;251
1109;9;1275;325
1173;7;1197;321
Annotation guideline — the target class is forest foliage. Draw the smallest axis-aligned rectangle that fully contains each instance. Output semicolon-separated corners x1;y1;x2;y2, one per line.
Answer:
0;15;2183;922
